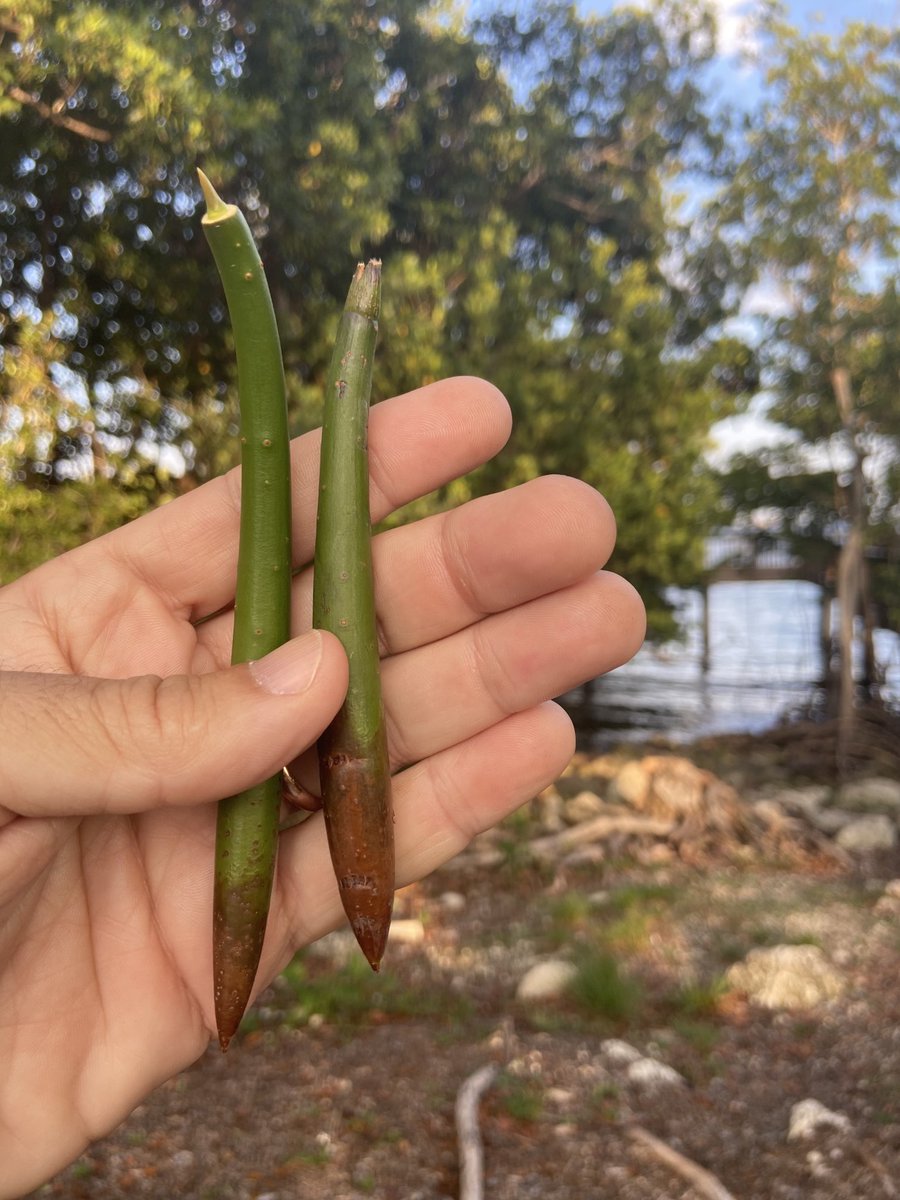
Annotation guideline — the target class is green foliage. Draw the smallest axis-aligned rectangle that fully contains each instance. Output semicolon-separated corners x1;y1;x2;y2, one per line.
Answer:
570;948;644;1022
1;0;745;635
497;1073;544;1123
709;8;900;633
277;951;471;1026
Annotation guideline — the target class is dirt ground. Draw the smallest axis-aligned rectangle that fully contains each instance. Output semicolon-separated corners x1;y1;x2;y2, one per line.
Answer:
24;737;900;1200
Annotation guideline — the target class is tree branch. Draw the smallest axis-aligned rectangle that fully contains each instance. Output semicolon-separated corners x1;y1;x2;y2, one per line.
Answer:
7;85;112;142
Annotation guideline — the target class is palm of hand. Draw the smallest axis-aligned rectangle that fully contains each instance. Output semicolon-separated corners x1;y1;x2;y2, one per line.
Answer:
0;381;643;1193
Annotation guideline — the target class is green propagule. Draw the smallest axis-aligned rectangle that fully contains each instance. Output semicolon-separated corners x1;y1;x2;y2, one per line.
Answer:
199;172;394;1051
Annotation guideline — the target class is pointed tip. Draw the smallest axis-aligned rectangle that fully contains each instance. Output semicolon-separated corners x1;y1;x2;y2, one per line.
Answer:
218;1031;233;1053
197;168;234;223
348;909;391;972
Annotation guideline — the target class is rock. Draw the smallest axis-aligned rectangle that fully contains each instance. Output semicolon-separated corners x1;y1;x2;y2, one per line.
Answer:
626;1057;686;1089
563;790;606;823
837;777;900;812
580;754;625;781
776;786;831;818
516;960;577;1002
835;815;897;853
806;808;857;835
600;1038;643;1065
546;1087;574;1106
438;891;467;913
753;799;790;827
725;945;845;1009
170;1149;195;1170
610;755;749;842
884;879;900;899
609;760;651;807
389;918;426;945
788;1099;852;1140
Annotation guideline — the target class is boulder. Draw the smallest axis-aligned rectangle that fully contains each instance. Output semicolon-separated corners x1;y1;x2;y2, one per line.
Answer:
776;786;831;818
837;777;900;813
725;945;845;1010
834;814;897;853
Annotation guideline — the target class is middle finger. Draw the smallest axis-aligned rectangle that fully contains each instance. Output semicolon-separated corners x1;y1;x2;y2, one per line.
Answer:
197;474;617;664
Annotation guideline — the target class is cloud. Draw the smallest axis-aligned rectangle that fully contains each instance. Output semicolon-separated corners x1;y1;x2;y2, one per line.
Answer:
708;0;762;58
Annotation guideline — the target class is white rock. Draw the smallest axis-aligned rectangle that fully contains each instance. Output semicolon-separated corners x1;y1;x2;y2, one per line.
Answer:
516;960;577;1002
725;945;844;1010
600;1038;643;1065
807;808;857;835
788;1099;852;1141
837;777;900;812
626;1057;686;1089
389;918;426;945
438;891;467;913
835;815;897;853
170;1149;195;1170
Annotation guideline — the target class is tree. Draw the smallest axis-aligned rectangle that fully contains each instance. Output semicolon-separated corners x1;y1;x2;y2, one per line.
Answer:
709;8;900;751
1;0;741;642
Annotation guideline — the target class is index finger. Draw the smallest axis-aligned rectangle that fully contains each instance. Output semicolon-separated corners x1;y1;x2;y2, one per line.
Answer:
101;378;511;620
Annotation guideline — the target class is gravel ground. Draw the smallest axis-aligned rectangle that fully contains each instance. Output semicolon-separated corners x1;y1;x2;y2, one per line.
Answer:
26;835;900;1200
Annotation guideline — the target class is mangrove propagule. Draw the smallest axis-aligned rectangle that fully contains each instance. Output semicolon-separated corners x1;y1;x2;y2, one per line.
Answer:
313;261;395;971
199;171;292;1050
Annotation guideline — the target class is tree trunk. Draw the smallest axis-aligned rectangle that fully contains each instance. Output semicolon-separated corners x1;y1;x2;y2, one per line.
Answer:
831;367;867;770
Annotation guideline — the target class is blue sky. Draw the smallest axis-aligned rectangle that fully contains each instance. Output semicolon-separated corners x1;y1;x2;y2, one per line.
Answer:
580;0;899;46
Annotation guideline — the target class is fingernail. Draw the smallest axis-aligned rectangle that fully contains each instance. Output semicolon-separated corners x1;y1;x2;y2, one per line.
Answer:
249;632;323;695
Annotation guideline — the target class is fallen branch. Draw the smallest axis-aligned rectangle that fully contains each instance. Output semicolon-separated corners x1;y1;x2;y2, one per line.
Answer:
455;1064;497;1200
530;815;675;861
628;1125;737;1200
855;1145;898;1198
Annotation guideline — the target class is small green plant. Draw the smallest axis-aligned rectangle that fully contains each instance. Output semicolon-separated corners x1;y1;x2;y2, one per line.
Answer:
499;1075;544;1122
671;1017;721;1058
278;952;471;1026
571;949;643;1022
590;1082;621;1121
670;975;728;1018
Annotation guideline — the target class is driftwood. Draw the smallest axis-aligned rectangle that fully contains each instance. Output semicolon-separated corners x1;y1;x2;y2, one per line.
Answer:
530;815;675;861
628;1125;738;1200
455;1064;497;1200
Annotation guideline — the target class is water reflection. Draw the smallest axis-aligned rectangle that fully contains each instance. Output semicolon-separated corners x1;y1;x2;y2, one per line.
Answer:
560;581;900;751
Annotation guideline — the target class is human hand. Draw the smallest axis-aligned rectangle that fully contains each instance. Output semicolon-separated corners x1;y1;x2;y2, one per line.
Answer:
0;377;644;1196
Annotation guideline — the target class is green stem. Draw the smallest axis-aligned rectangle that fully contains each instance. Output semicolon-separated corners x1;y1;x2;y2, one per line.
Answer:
199;170;292;1050
313;260;394;970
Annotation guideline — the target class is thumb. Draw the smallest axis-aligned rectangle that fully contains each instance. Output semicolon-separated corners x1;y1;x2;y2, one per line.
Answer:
0;631;349;818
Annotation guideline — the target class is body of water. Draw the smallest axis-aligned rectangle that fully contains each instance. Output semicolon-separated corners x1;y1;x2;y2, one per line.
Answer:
561;580;900;749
